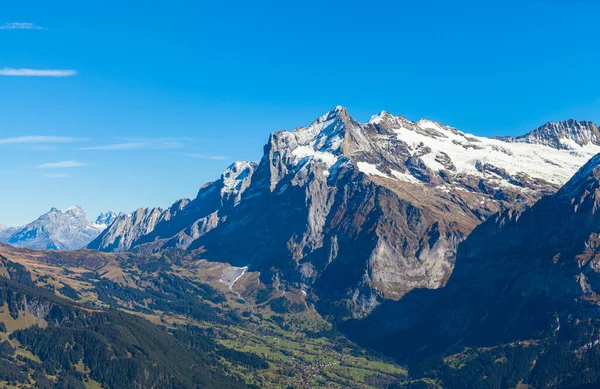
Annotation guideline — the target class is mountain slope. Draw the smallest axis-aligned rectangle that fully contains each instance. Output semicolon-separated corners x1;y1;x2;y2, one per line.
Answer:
190;109;600;317
90;107;600;317
0;257;253;389
89;161;256;252
340;153;600;388
0;242;409;389
1;206;114;250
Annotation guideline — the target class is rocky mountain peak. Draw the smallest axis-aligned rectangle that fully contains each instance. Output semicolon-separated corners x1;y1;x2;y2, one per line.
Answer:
291;106;353;153
94;211;119;226
0;206;112;250
367;110;412;128
368;110;392;124
259;107;353;190
39;206;87;222
501;119;600;150
221;161;256;188
220;161;257;205
65;205;86;217
321;105;349;121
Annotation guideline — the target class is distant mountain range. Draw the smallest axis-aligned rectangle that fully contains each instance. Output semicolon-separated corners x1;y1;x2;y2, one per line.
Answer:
88;106;600;318
0;206;118;250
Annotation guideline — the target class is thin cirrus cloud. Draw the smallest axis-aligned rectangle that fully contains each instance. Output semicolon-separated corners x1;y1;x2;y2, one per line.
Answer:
0;136;83;145
178;153;227;161
0;22;45;30
0;68;77;77
35;161;88;169
77;138;187;151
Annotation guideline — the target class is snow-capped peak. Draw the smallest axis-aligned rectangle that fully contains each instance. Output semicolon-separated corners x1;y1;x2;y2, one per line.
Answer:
368;110;392;125
293;106;349;149
0;206;116;250
40;206;86;221
221;161;256;194
65;205;86;217
279;106;356;171
95;211;119;226
500;119;600;150
278;107;600;190
329;105;347;117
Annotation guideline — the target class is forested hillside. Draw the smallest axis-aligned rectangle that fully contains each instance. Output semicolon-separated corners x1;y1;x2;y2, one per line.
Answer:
0;276;253;388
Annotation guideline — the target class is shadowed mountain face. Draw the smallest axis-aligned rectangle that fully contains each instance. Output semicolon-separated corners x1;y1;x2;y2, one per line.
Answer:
89;107;600;318
339;154;600;387
436;153;600;346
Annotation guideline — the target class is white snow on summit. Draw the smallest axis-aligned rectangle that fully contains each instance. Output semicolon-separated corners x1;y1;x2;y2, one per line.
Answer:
0;206;117;250
290;107;600;189
389;117;600;186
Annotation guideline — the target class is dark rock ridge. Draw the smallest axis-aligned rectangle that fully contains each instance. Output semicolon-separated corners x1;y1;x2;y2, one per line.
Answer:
89;107;600;317
88;161;257;252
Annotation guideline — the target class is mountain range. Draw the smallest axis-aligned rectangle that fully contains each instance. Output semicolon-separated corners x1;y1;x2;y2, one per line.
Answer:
89;107;600;318
0;206;117;250
2;107;600;388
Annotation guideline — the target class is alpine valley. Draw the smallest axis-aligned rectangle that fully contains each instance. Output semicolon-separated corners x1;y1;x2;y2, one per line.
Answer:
2;107;600;389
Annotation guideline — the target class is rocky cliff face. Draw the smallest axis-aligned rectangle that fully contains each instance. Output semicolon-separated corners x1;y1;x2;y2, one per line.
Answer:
90;107;600;318
0;206;113;250
88;161;257;252
345;154;600;364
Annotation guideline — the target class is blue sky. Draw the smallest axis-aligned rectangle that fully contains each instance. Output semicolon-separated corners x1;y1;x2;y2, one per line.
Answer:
1;0;599;225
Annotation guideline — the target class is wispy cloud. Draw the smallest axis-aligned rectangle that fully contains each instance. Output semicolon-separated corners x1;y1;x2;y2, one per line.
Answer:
78;138;186;151
44;173;73;179
0;68;77;77
20;145;59;151
0;136;83;145
0;22;45;30
178;153;227;160
36;160;87;169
